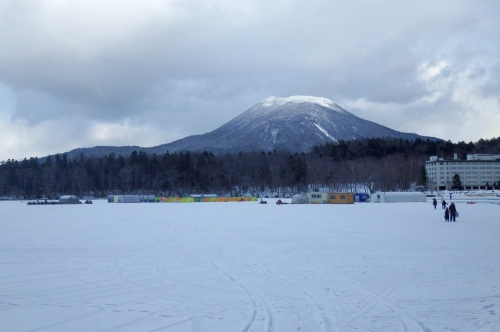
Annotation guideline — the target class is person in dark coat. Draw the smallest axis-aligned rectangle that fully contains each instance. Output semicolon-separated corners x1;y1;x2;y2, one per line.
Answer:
444;207;450;221
442;199;448;209
449;202;457;222
432;198;437;209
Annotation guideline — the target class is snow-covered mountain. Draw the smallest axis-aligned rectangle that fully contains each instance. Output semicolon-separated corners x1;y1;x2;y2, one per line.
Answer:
55;96;439;160
150;95;438;154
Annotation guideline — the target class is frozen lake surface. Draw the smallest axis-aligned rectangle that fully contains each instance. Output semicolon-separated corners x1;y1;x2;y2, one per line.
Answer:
1;199;500;332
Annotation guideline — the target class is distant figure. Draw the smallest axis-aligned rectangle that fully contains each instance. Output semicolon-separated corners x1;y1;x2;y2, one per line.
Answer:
450;194;452;200
449;202;457;222
444;207;450;222
432;198;437;209
276;199;282;205
442;199;448;209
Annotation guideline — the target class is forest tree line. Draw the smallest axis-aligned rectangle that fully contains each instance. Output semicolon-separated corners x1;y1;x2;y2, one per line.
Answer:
1;137;499;199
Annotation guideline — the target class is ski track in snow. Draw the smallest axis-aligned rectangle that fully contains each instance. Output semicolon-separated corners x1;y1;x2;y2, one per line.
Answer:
1;200;500;331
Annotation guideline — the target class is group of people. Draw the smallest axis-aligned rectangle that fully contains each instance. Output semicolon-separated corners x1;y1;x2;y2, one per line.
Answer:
432;198;458;222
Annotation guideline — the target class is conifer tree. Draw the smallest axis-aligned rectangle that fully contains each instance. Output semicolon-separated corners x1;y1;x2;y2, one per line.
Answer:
451;174;462;190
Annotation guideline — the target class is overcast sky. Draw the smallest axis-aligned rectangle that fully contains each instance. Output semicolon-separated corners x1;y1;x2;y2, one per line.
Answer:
1;0;499;161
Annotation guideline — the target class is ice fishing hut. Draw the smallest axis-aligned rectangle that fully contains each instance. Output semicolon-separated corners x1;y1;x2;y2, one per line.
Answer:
59;195;81;204
354;193;370;203
291;194;309;204
108;195;141;203
372;192;426;203
140;195;156;202
307;192;329;204
328;193;354;204
189;194;218;202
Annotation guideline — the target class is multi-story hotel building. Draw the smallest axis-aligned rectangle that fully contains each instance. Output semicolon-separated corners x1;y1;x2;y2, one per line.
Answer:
425;154;500;190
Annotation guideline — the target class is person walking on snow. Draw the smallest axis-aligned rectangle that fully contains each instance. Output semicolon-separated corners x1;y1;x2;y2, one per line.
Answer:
449;202;457;222
432;198;437;209
444;207;450;222
442;199;448;209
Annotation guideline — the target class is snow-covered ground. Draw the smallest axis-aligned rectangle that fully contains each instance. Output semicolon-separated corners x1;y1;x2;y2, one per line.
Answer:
1;199;499;332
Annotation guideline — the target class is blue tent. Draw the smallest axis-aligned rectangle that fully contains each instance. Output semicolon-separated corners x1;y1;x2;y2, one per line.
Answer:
354;193;370;203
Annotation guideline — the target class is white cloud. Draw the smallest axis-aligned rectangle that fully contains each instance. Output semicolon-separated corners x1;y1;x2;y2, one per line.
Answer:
0;116;184;161
88;120;175;147
343;58;500;142
0;0;499;159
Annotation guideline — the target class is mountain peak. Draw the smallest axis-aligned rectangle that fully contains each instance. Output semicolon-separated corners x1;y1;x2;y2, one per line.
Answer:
260;95;348;114
48;96;440;160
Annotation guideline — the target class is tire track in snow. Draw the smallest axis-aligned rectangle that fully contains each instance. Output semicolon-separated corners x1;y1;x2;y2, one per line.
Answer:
37;219;203;332
106;220;264;332
0;268;75;291
108;207;325;331
145;317;192;332
114;206;421;332
341;279;431;332
23;218;201;332
111;216;220;292
211;262;262;332
174;210;273;332
263;269;334;332
205;208;327;331
204;209;321;332
333;267;409;330
171;220;265;330
112;216;210;292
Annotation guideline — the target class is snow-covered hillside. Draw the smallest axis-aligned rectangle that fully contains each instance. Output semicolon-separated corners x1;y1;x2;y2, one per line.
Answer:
152;95;438;154
1;200;499;331
55;96;439;160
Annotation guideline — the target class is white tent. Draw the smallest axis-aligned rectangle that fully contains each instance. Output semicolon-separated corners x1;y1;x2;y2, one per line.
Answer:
59;195;81;204
372;192;426;203
291;194;308;204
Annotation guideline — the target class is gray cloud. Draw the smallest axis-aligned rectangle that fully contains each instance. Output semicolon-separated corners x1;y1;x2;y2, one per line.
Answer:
0;0;499;160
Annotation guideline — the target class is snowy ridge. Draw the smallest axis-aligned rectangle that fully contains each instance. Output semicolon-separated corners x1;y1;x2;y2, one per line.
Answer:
261;95;348;113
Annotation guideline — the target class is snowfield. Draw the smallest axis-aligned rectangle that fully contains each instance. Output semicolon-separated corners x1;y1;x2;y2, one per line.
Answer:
1;200;499;332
